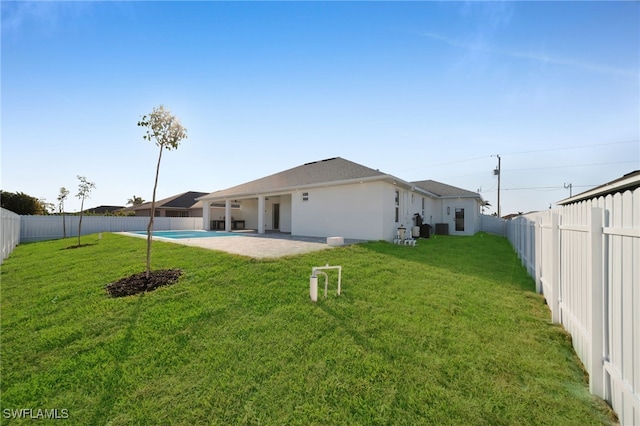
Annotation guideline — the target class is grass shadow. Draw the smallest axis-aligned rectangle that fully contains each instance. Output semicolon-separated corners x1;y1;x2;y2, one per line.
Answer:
88;294;145;424
64;243;97;250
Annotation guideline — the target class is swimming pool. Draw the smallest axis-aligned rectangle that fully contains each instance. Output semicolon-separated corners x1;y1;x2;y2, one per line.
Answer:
131;230;241;239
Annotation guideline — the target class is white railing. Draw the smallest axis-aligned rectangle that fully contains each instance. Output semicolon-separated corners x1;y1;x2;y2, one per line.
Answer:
507;188;640;425
19;216;204;242
1;208;21;264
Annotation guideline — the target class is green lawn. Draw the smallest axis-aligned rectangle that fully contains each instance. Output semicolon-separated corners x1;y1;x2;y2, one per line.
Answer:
0;233;615;425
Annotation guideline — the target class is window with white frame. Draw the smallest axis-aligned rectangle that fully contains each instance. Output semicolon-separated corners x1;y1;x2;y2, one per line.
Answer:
394;190;400;222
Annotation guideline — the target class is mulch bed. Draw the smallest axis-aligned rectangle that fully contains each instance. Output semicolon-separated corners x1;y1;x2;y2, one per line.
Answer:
106;269;183;297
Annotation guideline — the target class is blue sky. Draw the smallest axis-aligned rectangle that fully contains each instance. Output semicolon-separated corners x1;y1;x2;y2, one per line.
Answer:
2;1;638;215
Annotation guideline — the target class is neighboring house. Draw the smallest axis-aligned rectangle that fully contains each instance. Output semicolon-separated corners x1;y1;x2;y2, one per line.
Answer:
83;205;125;214
129;191;208;217
557;169;640;206
197;157;484;241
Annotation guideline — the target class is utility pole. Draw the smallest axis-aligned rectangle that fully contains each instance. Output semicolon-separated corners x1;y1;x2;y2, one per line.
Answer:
564;182;573;197
493;155;501;217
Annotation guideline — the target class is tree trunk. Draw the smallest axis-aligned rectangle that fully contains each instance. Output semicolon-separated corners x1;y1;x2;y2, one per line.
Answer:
78;199;84;247
146;144;164;281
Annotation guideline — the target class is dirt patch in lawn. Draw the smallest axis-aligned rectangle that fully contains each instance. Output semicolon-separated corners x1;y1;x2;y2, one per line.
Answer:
106;269;183;297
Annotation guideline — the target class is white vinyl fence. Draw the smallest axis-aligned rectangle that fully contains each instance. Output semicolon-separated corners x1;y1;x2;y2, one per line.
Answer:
480;214;507;236
1;208;21;264
507;188;639;425
20;216;203;242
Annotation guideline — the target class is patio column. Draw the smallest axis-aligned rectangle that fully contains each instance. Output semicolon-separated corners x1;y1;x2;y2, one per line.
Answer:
225;200;231;232
202;201;210;230
258;196;265;234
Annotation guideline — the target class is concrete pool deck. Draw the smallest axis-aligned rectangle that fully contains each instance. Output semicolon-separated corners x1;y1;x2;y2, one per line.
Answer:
122;231;365;258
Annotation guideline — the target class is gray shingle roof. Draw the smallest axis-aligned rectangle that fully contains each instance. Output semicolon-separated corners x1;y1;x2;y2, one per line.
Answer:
132;191;208;210
411;180;481;198
83;205;125;214
163;191;208;208
201;157;387;199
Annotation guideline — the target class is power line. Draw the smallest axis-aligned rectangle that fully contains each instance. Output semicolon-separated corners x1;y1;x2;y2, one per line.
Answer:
501;140;639;156
392;140;638;173
419;159;636;181
503;160;638;173
482;184;596;192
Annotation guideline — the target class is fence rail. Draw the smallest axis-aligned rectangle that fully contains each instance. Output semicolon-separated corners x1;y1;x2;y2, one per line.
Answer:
1;208;21;264
507;188;639;425
19;215;203;243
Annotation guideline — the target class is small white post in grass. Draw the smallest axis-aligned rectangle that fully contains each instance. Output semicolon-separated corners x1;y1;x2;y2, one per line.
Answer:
310;274;318;302
310;264;342;302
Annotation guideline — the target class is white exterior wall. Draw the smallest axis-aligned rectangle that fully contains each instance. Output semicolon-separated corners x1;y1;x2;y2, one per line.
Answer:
280;194;292;233
292;181;388;240
396;191;466;238
263;196;278;231
239;199;258;230
200;184;479;240
263;198;274;231
441;198;480;236
424;197;442;227
399;190;424;236
382;185;397;240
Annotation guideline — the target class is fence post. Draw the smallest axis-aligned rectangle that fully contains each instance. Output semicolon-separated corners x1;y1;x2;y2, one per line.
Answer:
535;216;542;294
523;218;528;268
550;212;560;324
518;218;523;259
529;220;535;276
589;207;605;398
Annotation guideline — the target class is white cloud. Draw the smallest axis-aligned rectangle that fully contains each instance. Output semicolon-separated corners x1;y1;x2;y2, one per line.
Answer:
1;1;96;41
417;31;638;79
1;1;57;37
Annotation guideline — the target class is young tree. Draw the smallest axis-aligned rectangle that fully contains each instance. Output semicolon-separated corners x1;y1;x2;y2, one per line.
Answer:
76;176;96;246
138;105;187;279
126;195;145;206
57;187;70;238
40;199;55;215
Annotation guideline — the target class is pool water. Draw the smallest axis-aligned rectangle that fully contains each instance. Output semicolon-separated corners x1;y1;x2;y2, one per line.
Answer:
132;230;241;239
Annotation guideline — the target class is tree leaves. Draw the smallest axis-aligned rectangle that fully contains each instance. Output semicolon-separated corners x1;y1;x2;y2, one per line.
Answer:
137;105;188;150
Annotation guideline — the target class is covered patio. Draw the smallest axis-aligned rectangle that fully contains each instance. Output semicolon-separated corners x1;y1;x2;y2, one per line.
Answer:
201;193;292;234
